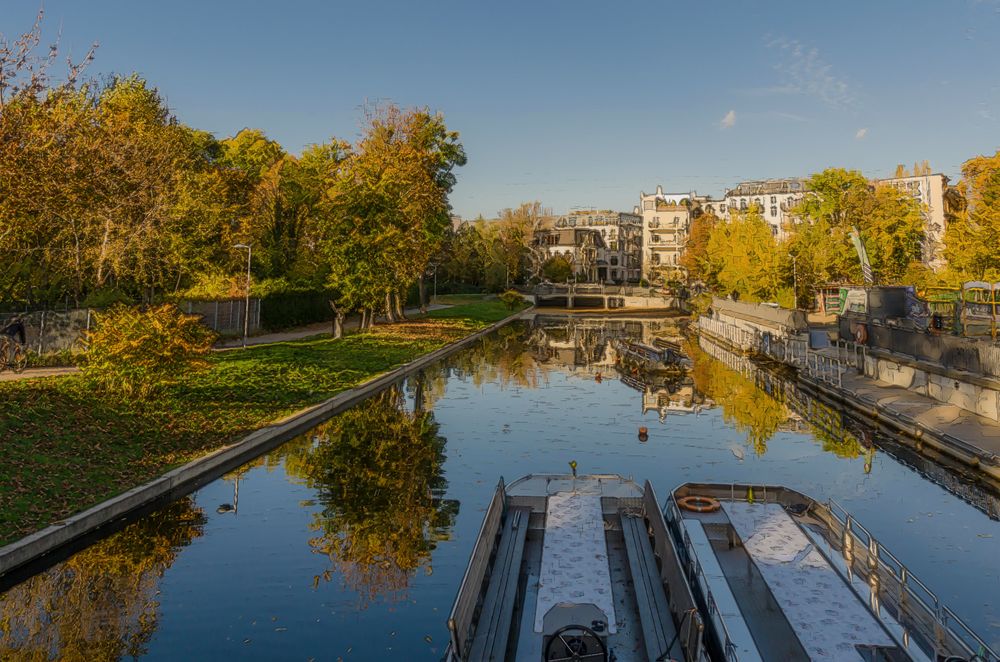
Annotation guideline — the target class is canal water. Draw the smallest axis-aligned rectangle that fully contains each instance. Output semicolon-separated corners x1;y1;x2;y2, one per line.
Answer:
2;315;998;660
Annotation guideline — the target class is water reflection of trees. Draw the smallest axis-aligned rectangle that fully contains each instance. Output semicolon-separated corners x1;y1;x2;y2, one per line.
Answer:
690;335;870;462
282;387;459;606
0;498;206;661
686;338;787;454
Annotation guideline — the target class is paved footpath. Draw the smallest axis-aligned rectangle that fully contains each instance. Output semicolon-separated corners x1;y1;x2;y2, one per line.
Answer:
0;305;454;382
214;304;451;349
0;366;79;383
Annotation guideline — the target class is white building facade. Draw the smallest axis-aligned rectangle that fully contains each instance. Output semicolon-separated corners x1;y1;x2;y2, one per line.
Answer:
638;186;696;283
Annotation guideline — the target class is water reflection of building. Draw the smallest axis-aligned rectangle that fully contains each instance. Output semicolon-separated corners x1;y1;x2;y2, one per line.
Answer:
527;314;713;421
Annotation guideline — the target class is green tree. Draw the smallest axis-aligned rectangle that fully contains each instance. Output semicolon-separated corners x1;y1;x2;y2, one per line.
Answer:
319;104;465;327
542;255;573;283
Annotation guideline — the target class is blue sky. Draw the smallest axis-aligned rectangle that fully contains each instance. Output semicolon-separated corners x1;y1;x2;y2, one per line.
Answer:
4;1;1000;218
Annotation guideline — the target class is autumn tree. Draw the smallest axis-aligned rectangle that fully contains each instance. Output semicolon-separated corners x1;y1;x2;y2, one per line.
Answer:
320;104;465;327
787;168;924;297
679;211;718;282
943;150;1000;281
703;207;784;302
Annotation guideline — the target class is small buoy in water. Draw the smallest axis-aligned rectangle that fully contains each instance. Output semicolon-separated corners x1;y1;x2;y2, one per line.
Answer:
569;460;578;477
638;426;649;442
595;372;602;383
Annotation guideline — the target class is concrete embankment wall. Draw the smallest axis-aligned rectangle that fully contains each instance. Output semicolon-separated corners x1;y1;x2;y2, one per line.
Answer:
864;352;1000;422
696;311;1000;481
0;308;530;578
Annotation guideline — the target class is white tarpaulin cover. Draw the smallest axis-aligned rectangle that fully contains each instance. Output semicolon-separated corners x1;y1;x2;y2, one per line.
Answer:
723;501;894;660
534;491;617;633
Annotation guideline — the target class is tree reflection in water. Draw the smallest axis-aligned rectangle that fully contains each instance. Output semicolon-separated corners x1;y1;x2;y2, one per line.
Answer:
0;498;206;661
689;335;870;464
686;338;787;455
283;386;459;606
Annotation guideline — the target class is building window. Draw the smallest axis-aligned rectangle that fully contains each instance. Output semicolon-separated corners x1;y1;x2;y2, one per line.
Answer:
720;204;727;213
770;206;778;217
740;200;747;210
610;256;618;265
770;196;777;204
651;254;660;265
651;235;660;243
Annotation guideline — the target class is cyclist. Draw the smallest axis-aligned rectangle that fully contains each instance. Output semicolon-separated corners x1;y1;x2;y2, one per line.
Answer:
1;317;26;346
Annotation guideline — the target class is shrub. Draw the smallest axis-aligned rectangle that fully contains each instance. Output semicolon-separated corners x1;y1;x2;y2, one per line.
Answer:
81;287;133;308
498;290;525;310
81;304;217;399
542;256;573;283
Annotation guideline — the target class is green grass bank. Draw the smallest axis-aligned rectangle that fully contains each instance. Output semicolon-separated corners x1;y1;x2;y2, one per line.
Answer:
0;300;525;546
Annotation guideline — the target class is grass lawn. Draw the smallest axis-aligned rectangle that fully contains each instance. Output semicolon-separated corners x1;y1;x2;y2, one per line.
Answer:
427;298;522;324
431;293;490;305
0;300;527;546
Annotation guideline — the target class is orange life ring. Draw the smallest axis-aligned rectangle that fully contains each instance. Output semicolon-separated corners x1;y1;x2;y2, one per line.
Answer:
852;323;868;344
677;495;721;513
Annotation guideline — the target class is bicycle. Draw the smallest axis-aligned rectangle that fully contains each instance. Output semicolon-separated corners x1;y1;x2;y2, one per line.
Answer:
0;335;28;374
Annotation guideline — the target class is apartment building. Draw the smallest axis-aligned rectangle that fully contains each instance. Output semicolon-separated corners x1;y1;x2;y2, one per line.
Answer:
712;178;807;240
637;186;697;283
531;226;607;282
546;210;643;282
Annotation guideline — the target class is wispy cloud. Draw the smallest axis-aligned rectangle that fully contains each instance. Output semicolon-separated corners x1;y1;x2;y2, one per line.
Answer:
764;37;856;109
770;111;808;122
720;109;736;129
855;127;868;140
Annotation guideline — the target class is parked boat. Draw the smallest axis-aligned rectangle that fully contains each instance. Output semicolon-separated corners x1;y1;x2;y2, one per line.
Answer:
446;473;710;661
665;482;999;662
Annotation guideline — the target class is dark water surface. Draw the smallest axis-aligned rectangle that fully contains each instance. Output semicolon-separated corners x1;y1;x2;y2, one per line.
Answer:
2;316;998;660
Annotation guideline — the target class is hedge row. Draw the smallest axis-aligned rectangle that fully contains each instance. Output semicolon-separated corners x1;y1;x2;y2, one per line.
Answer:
259;291;335;331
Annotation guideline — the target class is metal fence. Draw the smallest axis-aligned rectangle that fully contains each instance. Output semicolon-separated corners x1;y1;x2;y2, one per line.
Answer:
180;299;261;335
696;316;866;390
840;312;1000;379
0;309;93;354
0;298;261;355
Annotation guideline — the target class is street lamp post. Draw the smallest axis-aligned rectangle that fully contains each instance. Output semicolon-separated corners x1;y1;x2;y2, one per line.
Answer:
233;243;251;348
792;255;798;309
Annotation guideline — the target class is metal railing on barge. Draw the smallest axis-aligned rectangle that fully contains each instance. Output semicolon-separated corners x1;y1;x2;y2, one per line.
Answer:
665;483;998;662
